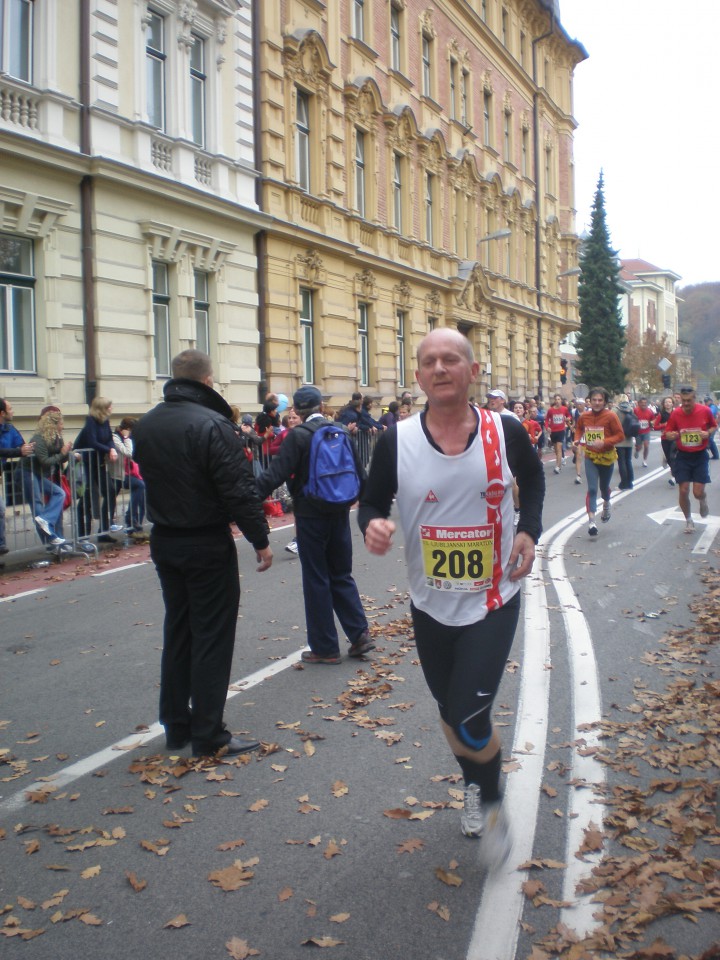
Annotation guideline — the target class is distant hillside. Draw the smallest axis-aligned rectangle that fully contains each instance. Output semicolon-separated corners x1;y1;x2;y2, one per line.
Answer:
677;282;720;375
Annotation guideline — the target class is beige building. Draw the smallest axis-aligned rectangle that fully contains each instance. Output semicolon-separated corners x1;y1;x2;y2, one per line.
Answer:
1;0;266;434
619;258;681;353
254;0;587;407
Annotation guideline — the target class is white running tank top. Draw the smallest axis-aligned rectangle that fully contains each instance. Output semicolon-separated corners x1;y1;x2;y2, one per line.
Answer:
396;407;518;626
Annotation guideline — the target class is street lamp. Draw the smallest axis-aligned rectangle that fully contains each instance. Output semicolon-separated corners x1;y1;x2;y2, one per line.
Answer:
557;267;581;278
478;229;511;242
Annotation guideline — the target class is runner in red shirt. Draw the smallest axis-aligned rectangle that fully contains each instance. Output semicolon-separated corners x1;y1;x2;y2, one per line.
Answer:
664;386;716;533
522;405;543;456
547;394;571;475
632;397;654;468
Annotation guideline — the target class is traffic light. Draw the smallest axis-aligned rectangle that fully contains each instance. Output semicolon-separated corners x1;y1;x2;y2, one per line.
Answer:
662;374;671;389
560;358;568;385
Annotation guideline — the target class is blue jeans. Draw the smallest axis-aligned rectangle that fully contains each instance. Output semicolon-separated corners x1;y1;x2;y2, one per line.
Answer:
23;471;65;541
584;457;614;516
295;512;368;657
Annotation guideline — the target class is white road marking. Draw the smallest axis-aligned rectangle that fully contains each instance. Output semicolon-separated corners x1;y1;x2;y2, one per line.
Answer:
467;466;666;958
466;555;552;960
92;563;148;577
0;649;304;816
0;588;46;603
647;505;720;554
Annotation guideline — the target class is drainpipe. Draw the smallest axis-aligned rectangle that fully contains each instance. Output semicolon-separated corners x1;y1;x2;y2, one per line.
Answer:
532;10;555;401
252;0;268;404
80;0;97;405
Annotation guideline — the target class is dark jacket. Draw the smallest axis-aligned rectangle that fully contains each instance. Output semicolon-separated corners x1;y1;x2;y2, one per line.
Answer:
132;378;269;548
74;415;114;478
255;415;366;517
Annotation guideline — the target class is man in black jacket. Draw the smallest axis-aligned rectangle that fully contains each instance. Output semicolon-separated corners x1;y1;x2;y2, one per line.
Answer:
133;350;273;757
255;385;373;665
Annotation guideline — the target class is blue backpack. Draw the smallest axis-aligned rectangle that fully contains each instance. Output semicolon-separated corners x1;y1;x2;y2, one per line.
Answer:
302;421;360;506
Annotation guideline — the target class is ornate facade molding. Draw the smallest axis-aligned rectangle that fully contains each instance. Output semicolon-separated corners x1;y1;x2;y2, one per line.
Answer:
354;268;378;300
139;220;236;271
296;249;325;287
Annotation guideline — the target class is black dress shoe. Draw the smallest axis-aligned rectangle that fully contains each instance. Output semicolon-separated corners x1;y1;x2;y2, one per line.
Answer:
165;737;190;751
193;736;261;758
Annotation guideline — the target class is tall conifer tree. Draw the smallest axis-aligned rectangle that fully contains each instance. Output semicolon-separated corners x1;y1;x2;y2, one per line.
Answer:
575;173;627;394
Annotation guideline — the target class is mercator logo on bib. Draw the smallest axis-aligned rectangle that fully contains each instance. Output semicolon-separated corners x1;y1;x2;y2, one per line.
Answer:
419;524;494;592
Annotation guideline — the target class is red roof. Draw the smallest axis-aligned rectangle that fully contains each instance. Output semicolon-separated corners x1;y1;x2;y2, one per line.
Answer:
619;258;663;280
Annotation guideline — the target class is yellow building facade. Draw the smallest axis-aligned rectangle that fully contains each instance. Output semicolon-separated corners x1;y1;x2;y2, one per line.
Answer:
254;0;587;407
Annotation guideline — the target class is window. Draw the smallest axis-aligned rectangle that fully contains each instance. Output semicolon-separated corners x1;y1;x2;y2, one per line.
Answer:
1;0;33;82
358;303;369;386
501;7;508;46
545;143;553;194
296;89;311;191
146;11;165;130
503;110;511;161
0;233;35;373
483;90;492;146
396;310;406;386
422;34;432;98
194;270;210;355
521;127;529;178
425;173;434;246
449;58;457;120
299;287;314;384
189;34;206;147
355;129;366;217
428;316;437;331
519;31;526;70
352;0;364;42
392;153;403;233
152;261;171;377
480;0;487;22
460;70;469;126
390;4;401;71
508;335;514;389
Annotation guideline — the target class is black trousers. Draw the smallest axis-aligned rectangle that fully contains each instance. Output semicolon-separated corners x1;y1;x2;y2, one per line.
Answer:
150;528;240;753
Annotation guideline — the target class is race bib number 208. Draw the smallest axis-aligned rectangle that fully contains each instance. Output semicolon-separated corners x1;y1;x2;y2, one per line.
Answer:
420;524;494;592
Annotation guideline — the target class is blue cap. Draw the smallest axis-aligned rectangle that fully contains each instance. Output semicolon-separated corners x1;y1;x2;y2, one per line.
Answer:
293;385;322;410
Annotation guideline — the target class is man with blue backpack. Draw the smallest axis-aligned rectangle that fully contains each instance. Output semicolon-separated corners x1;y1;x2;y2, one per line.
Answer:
255;385;374;664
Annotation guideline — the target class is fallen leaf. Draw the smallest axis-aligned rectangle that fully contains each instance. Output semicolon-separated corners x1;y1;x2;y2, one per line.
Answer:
164;914;190;929
81;865;101;879
226;938;260;959
278;887;293;901
126;871;147;892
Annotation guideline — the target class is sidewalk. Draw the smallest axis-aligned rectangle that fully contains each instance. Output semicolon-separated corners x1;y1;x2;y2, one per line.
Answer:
0;510;296;597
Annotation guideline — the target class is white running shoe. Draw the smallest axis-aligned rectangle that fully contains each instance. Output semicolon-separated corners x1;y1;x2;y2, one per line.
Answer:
601;501;611;523
588;522;598;537
553;466;560;475
109;523;124;532
35;516;52;538
285;539;298;554
574;475;582;484
642;461;648;469
699;497;709;518
668;477;676;486
460;783;484;838
50;535;66;546
479;802;512;870
685;519;695;534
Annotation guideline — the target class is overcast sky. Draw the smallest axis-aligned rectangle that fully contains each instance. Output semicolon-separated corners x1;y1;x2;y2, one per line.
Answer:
558;0;719;288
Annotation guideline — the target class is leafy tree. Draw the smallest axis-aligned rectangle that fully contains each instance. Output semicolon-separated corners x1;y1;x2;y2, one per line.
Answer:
575;173;627;394
677;282;720;377
623;328;672;396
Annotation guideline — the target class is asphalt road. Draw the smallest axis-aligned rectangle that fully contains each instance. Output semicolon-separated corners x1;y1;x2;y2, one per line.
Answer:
1;438;718;960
